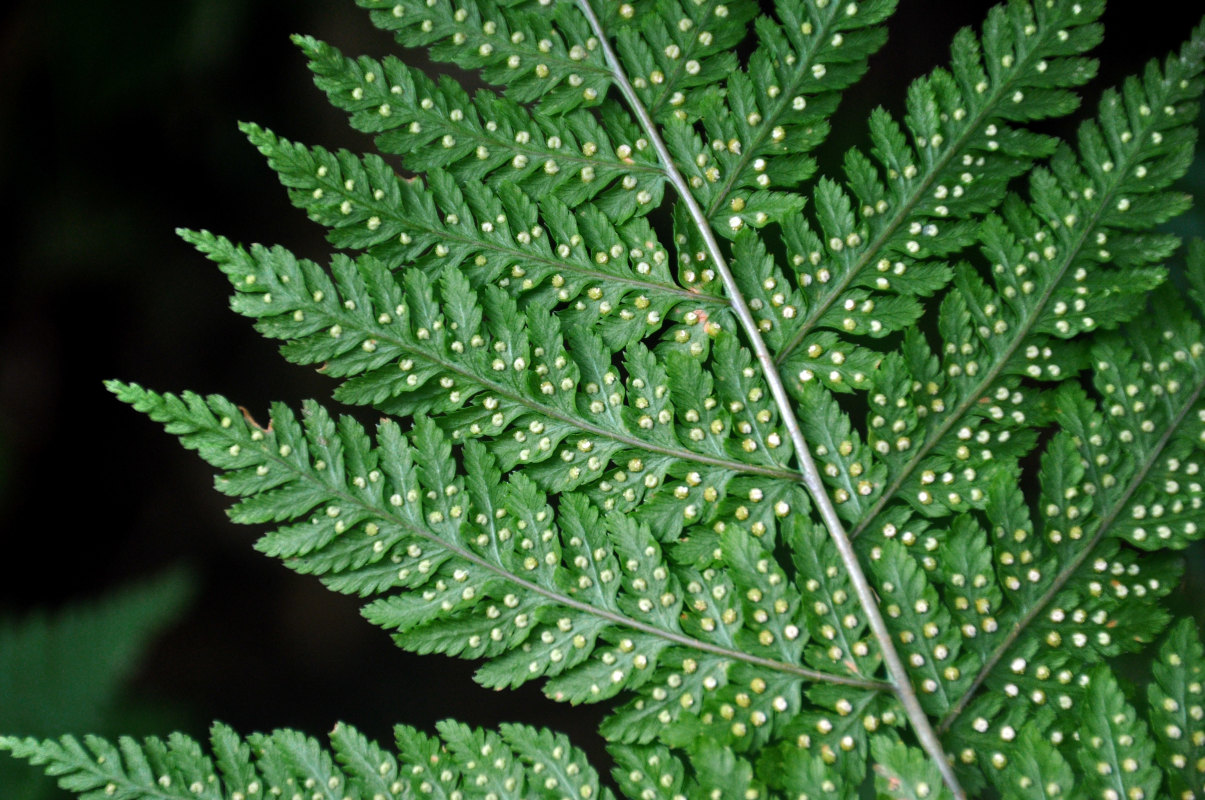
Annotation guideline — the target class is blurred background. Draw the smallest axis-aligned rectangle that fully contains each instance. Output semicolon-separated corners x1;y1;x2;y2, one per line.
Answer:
1;1;1203;796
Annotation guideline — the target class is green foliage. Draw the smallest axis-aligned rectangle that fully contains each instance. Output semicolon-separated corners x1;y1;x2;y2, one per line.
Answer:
0;721;612;800
6;1;1205;798
0;572;193;800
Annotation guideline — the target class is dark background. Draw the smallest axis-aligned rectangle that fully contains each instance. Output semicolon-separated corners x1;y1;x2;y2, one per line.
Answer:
1;0;1203;769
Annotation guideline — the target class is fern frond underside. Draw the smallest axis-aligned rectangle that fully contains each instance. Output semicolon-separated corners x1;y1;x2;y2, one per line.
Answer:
7;2;1205;799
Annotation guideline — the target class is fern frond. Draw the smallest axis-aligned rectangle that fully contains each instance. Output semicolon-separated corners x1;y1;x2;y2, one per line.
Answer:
1148;618;1205;800
933;289;1205;758
1078;667;1161;800
981;726;1074;800
611;0;757;123
236;125;701;352
771;0;1106;375
872;738;955;800
358;0;613;115
181;228;819;550
0;721;613;800
0;571;192;737
105;382;883;707
843;19;1205;549
0;573;193;800
297;35;667;224
632;0;898;229
609;744;692;800
26;2;1205;800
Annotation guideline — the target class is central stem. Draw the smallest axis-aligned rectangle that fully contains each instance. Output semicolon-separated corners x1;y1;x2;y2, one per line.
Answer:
572;3;966;798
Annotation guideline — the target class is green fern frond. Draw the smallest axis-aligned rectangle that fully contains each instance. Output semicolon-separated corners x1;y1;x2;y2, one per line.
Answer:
0;571;192;737
872;737;954;800
297;35;667;224
931;287;1205;753
104;381;877;702
0;721;613;800
1148;618;1205;799
361;0;613;115
1079;667;1161;800
995;725;1078;800
180;229;809;550
235;124;696;351
771;0;1106;374
634;0;897;230
12;2;1205;799
838;21;1205;554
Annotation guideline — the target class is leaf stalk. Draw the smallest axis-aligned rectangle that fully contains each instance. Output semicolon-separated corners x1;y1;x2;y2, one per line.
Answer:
573;2;966;797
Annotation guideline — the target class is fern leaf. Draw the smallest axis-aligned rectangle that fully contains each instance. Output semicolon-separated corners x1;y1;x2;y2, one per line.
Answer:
772;0;1106;375
0;571;192;737
1077;668;1161;800
613;0;755;122
758;740;860;799
105;382;880;709
0;721;613;800
180;229;814;548
609;744;689;800
297;34;667;223
0;573;193;800
997;726;1081;800
682;740;763;799
44;2;1205;799
497;723;612;799
869;540;971;717
935;290;1205;755
645;0;898;229
235;126;699;351
872;737;955;800
358;0;612;115
841;20;1205;553
1148;618;1205;800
